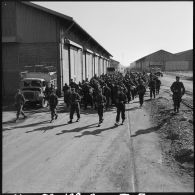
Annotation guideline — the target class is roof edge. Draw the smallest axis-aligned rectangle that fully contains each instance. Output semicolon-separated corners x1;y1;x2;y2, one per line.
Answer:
22;1;73;21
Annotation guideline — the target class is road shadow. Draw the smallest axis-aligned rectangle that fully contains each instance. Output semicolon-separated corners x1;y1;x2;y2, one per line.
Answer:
126;106;140;111
3;120;50;131
131;125;161;137
56;122;98;135
131;114;175;137
26;122;69;133
2;119;18;125
75;125;118;138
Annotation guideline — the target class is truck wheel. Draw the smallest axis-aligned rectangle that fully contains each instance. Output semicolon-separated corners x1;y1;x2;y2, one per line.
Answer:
41;99;48;108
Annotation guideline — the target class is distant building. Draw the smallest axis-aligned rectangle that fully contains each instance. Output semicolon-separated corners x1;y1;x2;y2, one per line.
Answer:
2;1;112;97
110;59;120;71
130;49;193;72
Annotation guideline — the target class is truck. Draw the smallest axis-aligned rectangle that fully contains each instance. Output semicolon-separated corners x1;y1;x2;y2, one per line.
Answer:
20;65;57;107
150;67;163;77
106;67;115;74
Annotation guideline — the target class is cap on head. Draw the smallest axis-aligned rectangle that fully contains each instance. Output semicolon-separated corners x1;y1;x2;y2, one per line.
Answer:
176;76;180;79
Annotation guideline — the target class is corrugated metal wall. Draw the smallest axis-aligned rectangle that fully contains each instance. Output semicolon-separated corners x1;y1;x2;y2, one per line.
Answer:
2;43;18;70
165;61;189;71
2;1;16;39
18;43;58;68
16;2;57;43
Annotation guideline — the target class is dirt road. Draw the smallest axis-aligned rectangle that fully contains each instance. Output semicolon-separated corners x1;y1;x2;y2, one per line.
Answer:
2;75;193;193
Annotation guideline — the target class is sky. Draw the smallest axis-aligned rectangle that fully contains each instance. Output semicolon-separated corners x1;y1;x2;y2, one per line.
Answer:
32;1;193;67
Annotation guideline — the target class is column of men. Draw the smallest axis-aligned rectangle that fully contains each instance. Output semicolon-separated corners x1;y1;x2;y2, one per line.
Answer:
15;71;178;125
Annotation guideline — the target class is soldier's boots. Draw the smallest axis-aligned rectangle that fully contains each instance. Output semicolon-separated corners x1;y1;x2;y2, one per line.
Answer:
55;114;58;120
76;118;80;122
68;120;72;124
115;122;119;126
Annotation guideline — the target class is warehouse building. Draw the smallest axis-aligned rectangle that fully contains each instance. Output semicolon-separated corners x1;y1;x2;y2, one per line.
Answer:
130;49;193;72
2;1;112;97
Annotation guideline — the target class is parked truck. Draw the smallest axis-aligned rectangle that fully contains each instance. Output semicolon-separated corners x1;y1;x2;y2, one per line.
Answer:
20;65;57;107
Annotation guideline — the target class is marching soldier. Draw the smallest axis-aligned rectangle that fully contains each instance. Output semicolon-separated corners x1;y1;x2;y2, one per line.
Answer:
170;76;185;113
14;89;27;122
136;80;146;107
49;89;58;123
115;87;127;126
63;85;71;108
103;83;111;110
148;76;156;99
94;89;107;127
155;77;161;95
68;88;81;123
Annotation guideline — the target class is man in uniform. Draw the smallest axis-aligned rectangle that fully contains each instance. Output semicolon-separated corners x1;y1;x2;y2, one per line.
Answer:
63;85;71;109
170;76;185;113
49;89;58;123
82;82;93;109
115;87;127;126
148;76;156;99
136;80;146;107
14;89;27;122
103;83;111;110
94;89;107;127
155;77;161;95
68;88;81;123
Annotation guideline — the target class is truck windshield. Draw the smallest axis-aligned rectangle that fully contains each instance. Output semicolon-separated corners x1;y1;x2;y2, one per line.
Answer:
24;81;31;87
31;80;42;87
22;88;41;92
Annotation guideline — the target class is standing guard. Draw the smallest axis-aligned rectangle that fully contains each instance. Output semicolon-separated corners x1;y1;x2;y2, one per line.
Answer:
170;76;185;113
115;87;127;126
14;89;27;122
68;88;81;123
49;89;58;123
95;89;107;127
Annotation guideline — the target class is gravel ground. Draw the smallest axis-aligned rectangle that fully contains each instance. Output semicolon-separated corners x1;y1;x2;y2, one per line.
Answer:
144;95;194;184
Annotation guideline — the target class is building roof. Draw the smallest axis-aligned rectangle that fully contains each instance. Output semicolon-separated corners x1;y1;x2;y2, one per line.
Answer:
134;49;193;63
174;49;193;55
110;59;120;64
136;50;174;62
22;1;112;57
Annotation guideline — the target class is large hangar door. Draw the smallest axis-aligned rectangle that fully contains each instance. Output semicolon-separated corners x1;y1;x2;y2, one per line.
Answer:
86;52;93;80
70;46;82;83
62;44;69;85
94;55;99;76
98;57;103;75
82;53;86;81
104;59;107;74
101;58;104;74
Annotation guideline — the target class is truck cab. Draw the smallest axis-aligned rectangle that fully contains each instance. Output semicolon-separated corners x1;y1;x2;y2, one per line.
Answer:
20;65;57;107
